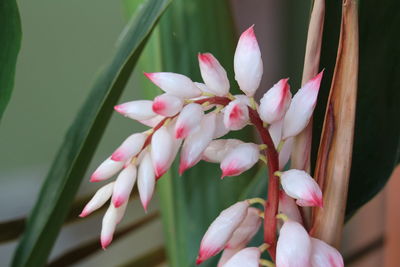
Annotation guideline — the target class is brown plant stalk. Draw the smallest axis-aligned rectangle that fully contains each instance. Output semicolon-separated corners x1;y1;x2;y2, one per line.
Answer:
311;0;359;247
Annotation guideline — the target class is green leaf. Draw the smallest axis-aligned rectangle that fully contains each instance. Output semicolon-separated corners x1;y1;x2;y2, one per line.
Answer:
314;0;400;217
11;1;170;266
47;212;159;267
0;0;21;121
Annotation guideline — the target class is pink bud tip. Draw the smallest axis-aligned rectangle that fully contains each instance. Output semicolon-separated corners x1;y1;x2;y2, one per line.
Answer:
90;173;101;182
242;24;256;39
114;104;125;114
198;53;213;65
229;104;244;120
101;236;112;250
79;209;88;218
175;127;187;139
152;100;166;114
142;200;149;213
110;150;124;161
155;165;166;180
179;161;188;175
143;72;155;81
112;196;125;208
196;258;203;265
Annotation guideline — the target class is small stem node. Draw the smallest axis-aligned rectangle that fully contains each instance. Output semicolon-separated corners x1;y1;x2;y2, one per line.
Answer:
276;213;289;222
259;259;275;267
258;243;270;252
259;144;268;150
277;140;285;152
259;155;268;164
247;197;266;206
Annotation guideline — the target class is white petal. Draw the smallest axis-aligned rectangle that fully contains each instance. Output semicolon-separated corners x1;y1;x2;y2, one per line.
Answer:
100;203;127;249
269;119;283;148
179;113;216;174
152;93;183;117
259;78;292;124
213;112;230;138
218;247;243;267
194;82;216;95
223;99;249;131
311;238;344;267
234;25;263;97
80;182;115;217
278;191;303;224
202;139;243;163
138;115;165;127
91;157;125;182
279;137;294;170
282;71;323;139
144;72;201;99
198;53;230;96
226;207;262;249
114;100;156;120
276;221;312;267
151;126;174;178
223;247;261;267
111;164;137;208
111;132;147;162
137;151;156;211
175;103;204;139
196;201;249;264
221;143;259;178
281;169;323;207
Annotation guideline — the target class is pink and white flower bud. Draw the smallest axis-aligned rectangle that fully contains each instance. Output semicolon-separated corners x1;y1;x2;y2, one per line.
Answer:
223;247;261;267
194;82;215;95
220;143;259;178
111;164;137;208
138;115;164;128
144;72;201;99
259;78;292;124
311;238;344;267
100;203;127;249
198;53;230;96
279;137;294;170
223;99;249;131
175;103;204;139
213;112;230;139
226;207;262;249
280;169;323;207
152;94;183;117
111;132;147;162
91;157;125;182
234;25;263;97
278;191;303;224
276;221;312;267
218;247;242;267
137;151;156;211
196;201;249;264
151;126;174;178
114;100;156;121
79;182;115;217
179;113;216;174
282;71;323;139
202;139;243;163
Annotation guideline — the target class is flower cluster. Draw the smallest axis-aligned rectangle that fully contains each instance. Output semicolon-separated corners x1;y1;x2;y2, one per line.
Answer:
80;25;343;266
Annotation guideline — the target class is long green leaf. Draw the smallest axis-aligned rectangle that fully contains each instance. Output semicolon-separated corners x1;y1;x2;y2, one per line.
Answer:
12;1;170;266
0;0;21;121
313;0;400;217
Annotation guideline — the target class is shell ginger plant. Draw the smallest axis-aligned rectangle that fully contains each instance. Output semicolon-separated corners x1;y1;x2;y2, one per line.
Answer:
80;25;343;267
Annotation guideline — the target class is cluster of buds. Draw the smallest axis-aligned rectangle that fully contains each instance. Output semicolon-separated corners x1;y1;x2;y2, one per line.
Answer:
80;25;344;266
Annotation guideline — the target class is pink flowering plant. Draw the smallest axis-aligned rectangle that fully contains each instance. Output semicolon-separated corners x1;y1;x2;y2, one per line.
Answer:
80;26;343;266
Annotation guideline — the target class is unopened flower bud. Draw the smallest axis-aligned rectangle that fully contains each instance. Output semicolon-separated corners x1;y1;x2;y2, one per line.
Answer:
220;143;259;178
196;201;249;265
152;94;183;117
311;238;344;267
213;112;230;139
202;139;243;163
282;71;323;139
280;169;323;207
217;247;242;267
137;151;156;211
100;203;127;249
175;103;204;139
234;25;263;97
278;191;303;224
279;137;293;170
198;53;230;96
179;113;216;174
91;157;125;182
226;207;262;249
80;182;115;217
114;100;156;121
144;72;201;99
223;99;249;131
259;78;291;124
276;221;312;267
111;164;137;208
111;132;147;162
223;247;261;267
151;126;174;178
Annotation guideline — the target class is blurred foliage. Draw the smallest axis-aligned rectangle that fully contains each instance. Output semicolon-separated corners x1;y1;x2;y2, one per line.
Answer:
0;0;21;121
11;1;170;266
